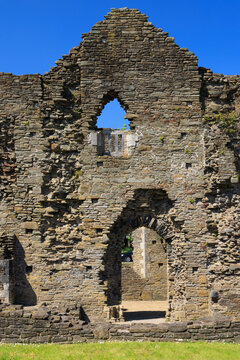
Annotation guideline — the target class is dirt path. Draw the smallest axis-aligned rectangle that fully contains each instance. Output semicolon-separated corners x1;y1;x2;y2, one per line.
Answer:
121;301;167;323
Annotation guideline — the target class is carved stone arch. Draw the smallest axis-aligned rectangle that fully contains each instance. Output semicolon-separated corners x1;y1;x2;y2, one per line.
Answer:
120;214;175;250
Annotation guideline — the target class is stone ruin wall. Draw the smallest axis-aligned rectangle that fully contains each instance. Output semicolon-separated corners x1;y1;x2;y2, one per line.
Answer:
0;8;239;324
1;306;240;343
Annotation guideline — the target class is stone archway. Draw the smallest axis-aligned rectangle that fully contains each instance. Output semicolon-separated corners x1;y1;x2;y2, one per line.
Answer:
102;188;176;320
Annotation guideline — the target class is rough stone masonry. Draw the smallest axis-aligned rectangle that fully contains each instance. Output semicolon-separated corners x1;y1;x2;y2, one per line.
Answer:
0;7;239;331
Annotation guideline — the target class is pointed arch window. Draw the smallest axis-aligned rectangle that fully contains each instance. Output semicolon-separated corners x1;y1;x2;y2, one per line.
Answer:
96;98;130;130
89;95;138;157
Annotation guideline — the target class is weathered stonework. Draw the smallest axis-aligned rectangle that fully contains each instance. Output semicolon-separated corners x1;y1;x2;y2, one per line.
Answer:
0;7;239;333
1;304;240;343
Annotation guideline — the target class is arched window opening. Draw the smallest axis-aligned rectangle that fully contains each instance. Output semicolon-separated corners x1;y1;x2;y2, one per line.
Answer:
90;98;136;157
96;99;130;130
89;93;140;157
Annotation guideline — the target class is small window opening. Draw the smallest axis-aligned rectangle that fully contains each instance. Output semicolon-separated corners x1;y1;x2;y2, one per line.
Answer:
91;198;99;204
211;290;219;303
26;186;33;194
192;267;198;273
26;265;33;274
152;240;156;244
186;163;192;169
158;263;163;267
86;266;92;271
97;162;103;167
25;229;33;234
96;99;130;130
181;133;187;139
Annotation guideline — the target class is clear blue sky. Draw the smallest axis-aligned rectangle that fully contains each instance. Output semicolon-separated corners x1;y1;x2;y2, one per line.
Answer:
1;0;239;128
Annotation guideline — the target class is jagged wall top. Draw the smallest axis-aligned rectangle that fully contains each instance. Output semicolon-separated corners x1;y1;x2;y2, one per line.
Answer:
54;7;198;71
49;7;202;129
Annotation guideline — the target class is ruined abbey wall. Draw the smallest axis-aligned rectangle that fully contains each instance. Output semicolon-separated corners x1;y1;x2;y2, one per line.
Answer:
0;8;239;325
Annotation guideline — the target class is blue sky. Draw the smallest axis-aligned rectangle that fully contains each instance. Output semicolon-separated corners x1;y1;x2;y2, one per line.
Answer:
1;0;239;128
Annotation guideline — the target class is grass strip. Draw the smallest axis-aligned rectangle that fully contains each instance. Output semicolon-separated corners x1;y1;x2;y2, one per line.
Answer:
0;342;240;360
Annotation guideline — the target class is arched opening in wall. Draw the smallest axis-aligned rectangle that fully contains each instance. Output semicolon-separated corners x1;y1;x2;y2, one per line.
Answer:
104;189;174;323
96;98;130;130
121;227;167;322
89;92;137;157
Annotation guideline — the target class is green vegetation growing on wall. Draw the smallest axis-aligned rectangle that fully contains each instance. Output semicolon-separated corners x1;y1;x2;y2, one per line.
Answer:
205;112;239;134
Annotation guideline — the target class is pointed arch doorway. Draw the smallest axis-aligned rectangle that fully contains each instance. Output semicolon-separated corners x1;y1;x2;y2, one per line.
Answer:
103;188;175;322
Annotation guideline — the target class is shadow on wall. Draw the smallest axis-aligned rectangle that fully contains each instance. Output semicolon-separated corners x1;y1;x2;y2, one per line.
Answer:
123;310;166;322
14;237;37;306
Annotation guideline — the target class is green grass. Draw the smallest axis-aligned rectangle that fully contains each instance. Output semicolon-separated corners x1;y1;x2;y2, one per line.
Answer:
121;247;132;254
0;342;240;360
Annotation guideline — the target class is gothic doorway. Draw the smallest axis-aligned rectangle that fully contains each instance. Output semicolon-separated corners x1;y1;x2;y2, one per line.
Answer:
103;188;174;322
